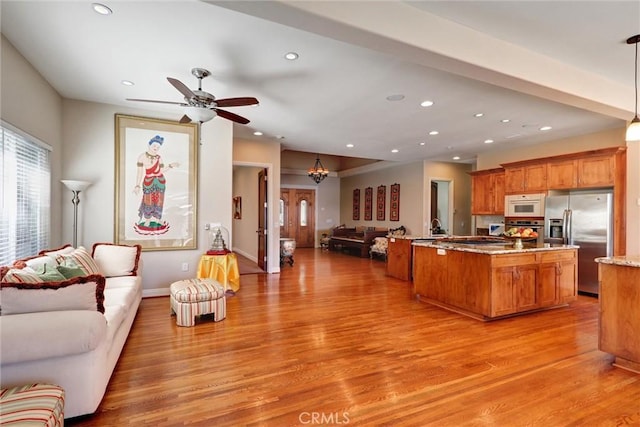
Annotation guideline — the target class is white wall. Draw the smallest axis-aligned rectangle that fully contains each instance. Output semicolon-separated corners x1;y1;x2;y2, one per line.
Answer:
423;161;473;236
627;140;640;255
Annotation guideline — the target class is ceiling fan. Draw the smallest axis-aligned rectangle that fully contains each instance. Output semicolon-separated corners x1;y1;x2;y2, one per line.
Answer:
127;68;259;124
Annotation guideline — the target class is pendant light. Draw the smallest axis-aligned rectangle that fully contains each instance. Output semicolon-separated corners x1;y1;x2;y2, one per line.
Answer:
308;154;329;184
626;34;640;142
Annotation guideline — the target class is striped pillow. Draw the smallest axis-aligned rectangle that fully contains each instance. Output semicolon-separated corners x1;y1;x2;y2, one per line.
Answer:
1;268;42;284
56;246;100;275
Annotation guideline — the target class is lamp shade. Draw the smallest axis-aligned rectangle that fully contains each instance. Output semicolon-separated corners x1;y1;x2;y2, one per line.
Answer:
61;180;92;191
626;116;640;142
184;106;216;123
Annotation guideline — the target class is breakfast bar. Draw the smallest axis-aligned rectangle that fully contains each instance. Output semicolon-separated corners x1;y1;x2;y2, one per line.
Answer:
413;238;578;321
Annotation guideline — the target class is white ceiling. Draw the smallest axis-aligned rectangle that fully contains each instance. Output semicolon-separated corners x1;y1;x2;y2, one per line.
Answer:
1;0;637;165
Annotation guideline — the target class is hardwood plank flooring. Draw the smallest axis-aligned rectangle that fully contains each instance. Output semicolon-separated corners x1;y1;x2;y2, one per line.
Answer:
68;248;640;426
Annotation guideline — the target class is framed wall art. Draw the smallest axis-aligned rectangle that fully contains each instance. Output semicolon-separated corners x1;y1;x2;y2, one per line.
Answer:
115;114;198;251
390;183;400;221
377;185;386;221
353;188;360;220
364;187;373;221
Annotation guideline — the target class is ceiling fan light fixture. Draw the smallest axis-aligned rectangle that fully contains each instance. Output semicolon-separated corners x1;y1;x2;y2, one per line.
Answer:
308;155;329;184
627;34;640;142
184;106;216;123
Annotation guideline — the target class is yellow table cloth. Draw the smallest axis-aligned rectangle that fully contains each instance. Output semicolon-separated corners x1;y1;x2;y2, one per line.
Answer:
197;253;240;292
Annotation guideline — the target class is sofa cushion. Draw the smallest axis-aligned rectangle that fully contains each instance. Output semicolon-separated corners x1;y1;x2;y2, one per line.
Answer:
56;264;87;279
0;274;106;315
0;310;107;364
38;244;74;257
91;243;142;277
56;247;101;275
34;265;68;282
0;268;42;284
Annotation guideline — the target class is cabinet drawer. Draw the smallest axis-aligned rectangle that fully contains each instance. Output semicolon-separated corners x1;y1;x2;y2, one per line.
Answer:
540;250;576;263
492;253;538;267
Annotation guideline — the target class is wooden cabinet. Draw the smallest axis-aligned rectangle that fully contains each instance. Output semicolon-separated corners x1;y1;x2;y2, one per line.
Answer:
577;155;614;187
546;160;577;189
470;168;505;215
504;164;547;194
414;245;578;320
386;237;413;281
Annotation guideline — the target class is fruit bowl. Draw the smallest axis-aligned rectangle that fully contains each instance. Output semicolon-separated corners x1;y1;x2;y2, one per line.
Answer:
502;235;537;249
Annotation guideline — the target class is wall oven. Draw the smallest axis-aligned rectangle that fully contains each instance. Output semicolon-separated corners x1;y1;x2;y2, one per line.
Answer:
504;193;545;218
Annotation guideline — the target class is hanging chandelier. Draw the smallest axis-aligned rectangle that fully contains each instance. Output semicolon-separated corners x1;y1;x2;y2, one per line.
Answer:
626;34;640;142
308;154;329;184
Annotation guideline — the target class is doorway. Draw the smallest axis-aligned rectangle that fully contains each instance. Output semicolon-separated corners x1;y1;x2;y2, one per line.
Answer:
280;188;316;248
429;179;452;234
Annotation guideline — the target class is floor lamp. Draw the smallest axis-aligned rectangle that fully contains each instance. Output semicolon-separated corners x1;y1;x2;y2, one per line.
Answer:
61;180;91;247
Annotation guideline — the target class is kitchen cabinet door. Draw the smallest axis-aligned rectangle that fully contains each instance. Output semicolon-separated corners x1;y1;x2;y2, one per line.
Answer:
556;259;577;303
547;160;578;189
493;171;505;214
492;267;517;316
514;264;538;311
538;262;560;307
471;169;505;215
505;164;547;193
577;155;614;187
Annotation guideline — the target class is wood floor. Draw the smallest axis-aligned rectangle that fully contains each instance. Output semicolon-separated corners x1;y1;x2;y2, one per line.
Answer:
68;248;640;426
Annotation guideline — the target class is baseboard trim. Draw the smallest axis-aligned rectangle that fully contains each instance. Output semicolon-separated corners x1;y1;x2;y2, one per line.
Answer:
143;288;170;298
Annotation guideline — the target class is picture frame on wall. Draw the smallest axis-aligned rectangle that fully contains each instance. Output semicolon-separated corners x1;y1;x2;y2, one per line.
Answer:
353;189;360;220
377;185;386;221
364;187;373;221
390;183;400;221
233;196;242;219
114;114;198;251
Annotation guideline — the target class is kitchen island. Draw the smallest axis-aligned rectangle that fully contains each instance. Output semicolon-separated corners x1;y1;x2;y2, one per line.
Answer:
413;239;578;320
596;255;640;374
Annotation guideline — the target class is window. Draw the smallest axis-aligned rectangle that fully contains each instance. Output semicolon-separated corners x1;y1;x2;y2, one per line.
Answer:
1;122;51;265
300;199;308;227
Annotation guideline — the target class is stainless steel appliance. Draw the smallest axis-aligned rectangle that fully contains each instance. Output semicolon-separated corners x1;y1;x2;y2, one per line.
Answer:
544;190;613;296
505;193;546;218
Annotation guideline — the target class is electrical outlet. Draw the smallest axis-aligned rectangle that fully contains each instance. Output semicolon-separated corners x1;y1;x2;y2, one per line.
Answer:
204;223;210;230
181;262;189;272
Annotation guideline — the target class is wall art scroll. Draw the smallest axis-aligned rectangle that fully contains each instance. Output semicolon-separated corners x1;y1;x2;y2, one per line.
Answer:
353;188;360;220
377;185;386;221
390;183;400;221
364;187;373;221
115;114;198;251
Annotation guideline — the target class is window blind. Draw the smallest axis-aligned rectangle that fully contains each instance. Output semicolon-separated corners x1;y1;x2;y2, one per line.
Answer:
0;123;51;266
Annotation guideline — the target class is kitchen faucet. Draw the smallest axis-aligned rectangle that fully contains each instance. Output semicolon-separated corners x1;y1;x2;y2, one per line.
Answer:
431;218;444;235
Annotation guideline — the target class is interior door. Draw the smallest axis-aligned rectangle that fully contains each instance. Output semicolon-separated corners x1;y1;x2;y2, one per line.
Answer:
280;188;315;248
257;169;268;270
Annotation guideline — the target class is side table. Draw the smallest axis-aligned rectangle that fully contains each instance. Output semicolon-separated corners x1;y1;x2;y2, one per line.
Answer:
197;252;240;292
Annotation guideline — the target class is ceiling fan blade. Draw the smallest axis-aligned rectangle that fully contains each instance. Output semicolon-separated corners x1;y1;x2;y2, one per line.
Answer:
179;115;192;124
215;97;259;108
167;77;196;99
126;98;186;106
214;108;250;125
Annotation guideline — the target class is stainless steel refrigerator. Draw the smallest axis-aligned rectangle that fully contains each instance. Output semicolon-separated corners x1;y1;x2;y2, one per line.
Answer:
544;190;613;296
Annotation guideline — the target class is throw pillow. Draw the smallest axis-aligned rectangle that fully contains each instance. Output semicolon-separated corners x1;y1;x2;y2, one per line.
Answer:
1;268;42;284
34;265;67;282
0;274;106;315
91;243;142;277
56;265;87;279
56;246;101;275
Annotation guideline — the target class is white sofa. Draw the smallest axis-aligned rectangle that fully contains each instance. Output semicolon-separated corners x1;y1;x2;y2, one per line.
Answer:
0;243;142;419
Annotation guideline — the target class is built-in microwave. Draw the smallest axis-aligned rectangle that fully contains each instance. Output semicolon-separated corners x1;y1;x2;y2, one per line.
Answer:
504;193;546;218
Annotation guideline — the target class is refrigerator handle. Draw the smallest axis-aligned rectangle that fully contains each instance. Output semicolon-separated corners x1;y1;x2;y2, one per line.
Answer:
564;209;572;245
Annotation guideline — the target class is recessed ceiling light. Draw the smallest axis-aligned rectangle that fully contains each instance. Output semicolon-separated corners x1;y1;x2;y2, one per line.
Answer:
275;135;285;139
284;52;299;60
474;113;484;118
253;131;263;136
386;94;405;101
429;131;439;136
420;100;434;107
346;144;354;148
419;142;426;146
453;156;461;160
501;119;510;123
539;126;552;131
121;80;134;86
92;3;112;15
484;139;494;144
391;149;399;153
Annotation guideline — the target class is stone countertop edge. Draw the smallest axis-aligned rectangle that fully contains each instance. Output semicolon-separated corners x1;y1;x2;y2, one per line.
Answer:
412;241;579;255
595;255;640;268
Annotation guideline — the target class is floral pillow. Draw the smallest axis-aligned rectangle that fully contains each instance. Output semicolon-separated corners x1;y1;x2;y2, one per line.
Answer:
56;246;101;275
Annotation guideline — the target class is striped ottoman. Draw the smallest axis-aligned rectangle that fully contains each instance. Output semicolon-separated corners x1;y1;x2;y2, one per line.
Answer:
170;278;226;327
0;383;64;426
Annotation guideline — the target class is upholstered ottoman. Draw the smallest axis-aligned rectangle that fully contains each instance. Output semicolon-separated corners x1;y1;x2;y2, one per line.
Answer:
170;278;226;327
0;383;64;426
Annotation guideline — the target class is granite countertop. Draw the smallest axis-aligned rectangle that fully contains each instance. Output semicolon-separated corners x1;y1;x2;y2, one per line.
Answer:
595;255;640;268
413;240;579;255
